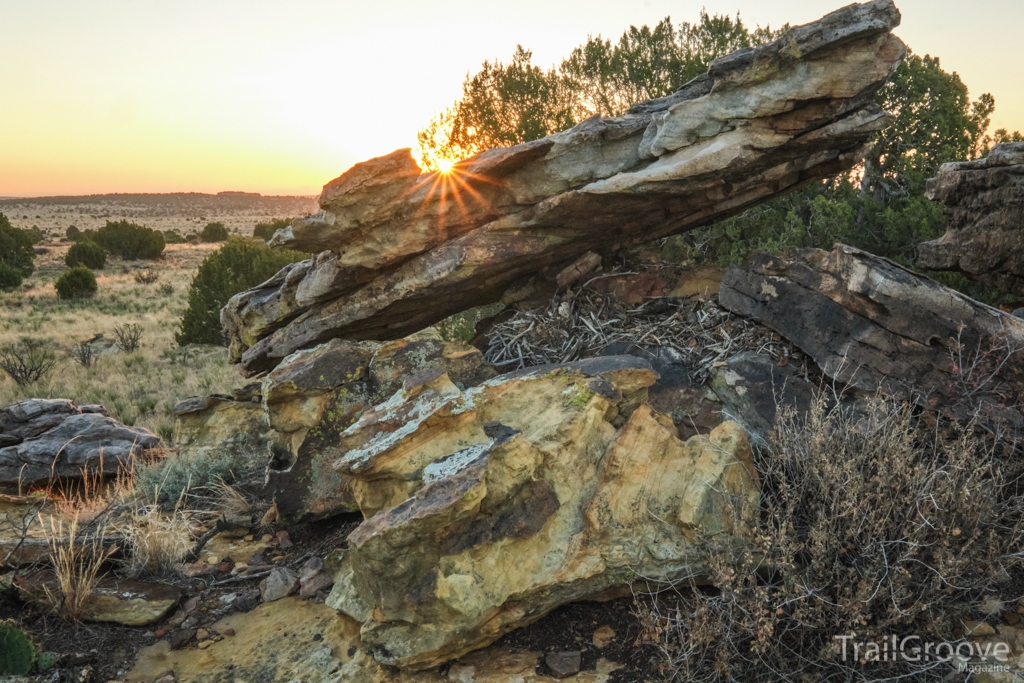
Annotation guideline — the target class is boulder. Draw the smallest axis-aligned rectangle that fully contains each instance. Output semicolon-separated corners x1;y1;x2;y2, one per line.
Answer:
718;245;1024;424
326;356;759;669
222;0;906;375
919;142;1024;301
20;573;181;626
172;394;286;469
0;400;159;490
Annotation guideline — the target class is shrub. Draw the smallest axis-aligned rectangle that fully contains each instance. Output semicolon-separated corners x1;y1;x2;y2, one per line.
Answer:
55;265;98;300
39;515;113;622
0;212;35;279
87;220;165;260
0;338;57;385
135;448;252;510
0;262;22;291
162;229;186;244
253;218;292;242
65;240;106;269
70;341;96;368
200;222;229;243
66;225;81;241
639;395;1024;682
134;270;159;284
113;323;143;352
177;237;307;345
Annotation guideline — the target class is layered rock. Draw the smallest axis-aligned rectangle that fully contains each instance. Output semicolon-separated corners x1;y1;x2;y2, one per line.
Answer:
0;399;159;490
223;0;906;375
919;142;1024;301
719;245;1024;423
325;356;759;669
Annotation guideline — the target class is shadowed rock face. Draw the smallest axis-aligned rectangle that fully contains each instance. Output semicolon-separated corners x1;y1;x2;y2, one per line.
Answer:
324;356;759;669
718;245;1024;425
920;142;1024;301
222;0;906;376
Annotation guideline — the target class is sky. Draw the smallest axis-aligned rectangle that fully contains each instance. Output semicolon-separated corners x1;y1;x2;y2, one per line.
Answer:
1;0;1021;198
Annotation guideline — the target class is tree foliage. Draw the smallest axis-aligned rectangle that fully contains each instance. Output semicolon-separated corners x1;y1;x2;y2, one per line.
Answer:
65;240;106;270
83;220;165;260
0;212;35;285
200;222;229;243
177;237;307;346
54;265;97;300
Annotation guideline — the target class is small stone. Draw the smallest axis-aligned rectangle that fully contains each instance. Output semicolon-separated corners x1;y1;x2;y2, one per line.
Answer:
166;610;187;628
225;628;235;636
1006;612;1021;625
154;628;166;638
545;651;582;678
261;534;274;543
299;556;325;583
260;567;300;602
276;530;293;549
964;621;997;637
218;562;233;573
219;593;237;605
592;625;615;649
167;629;194;650
299;572;334;600
244;534;254;542
154;672;175;683
198;640;213;650
196;628;210;640
205;556;219;566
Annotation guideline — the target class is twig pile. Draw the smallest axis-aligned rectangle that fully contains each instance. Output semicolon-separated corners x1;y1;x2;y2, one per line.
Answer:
485;283;806;384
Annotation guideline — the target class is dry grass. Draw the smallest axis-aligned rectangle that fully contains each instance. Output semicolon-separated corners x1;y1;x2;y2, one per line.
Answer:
118;500;193;578
485;287;808;384
636;394;1024;682
0;242;242;439
38;514;113;622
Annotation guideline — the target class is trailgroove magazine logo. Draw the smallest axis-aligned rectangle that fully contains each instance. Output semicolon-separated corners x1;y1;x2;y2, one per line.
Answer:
834;634;1012;672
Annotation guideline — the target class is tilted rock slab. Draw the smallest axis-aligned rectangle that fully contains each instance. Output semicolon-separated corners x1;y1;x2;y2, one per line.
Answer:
0;399;159;490
920;142;1024;300
325;356;759;669
719;245;1024;423
223;0;906;375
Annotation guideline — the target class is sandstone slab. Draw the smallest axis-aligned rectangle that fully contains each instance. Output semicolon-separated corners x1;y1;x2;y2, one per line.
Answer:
326;356;758;669
223;0;906;375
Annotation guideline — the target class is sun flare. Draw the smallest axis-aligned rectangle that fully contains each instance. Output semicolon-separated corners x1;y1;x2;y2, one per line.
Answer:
437;159;455;174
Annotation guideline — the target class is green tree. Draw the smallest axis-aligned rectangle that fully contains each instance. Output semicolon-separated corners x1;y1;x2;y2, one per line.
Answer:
200;222;229;243
65;240;106;269
177;237;307;346
0;212;35;283
86;220;165;260
55;266;98;300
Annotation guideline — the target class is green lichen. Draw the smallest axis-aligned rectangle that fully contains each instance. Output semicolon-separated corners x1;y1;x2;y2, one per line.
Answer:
562;384;594;410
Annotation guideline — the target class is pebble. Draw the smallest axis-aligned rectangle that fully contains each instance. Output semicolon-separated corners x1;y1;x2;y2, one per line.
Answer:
276;530;293;549
225;628;236;637
196;628;210;640
592;625;615;649
545;651;582;679
154;628;166;638
244;534;254;542
205;555;219;566
261;534;274;543
964;621;997;637
198;640;213;650
1007;612;1021;625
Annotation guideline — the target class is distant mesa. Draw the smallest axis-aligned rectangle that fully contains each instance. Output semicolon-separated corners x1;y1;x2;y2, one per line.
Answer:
217;191;262;197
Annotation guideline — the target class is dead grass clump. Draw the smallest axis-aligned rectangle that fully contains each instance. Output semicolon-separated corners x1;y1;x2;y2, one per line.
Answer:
39;514;113;622
133;270;159;285
638;394;1024;682
118;501;192;578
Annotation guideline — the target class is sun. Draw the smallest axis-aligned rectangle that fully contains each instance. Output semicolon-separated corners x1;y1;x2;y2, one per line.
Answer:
437;158;455;174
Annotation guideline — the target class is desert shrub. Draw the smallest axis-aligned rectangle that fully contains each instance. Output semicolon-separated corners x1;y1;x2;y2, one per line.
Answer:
135;448;252;510
133;269;159;284
66;225;81;241
0;262;22;291
177;237;307;345
70;341;96;368
639;395;1024;682
86;220;165;260
162;229;186;244
0;212;35;279
158;282;174;296
253;218;291;242
200;222;229;243
65;240;106;269
0;338;58;385
113;323;143;352
55;265;97;300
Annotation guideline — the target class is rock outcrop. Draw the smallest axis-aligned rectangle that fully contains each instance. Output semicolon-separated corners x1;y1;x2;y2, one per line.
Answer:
719;245;1024;424
222;0;906;375
0;399;159;490
325;356;759;669
919;142;1024;301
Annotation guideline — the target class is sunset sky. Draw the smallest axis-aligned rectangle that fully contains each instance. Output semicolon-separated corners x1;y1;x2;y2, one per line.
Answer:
2;0;1020;198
